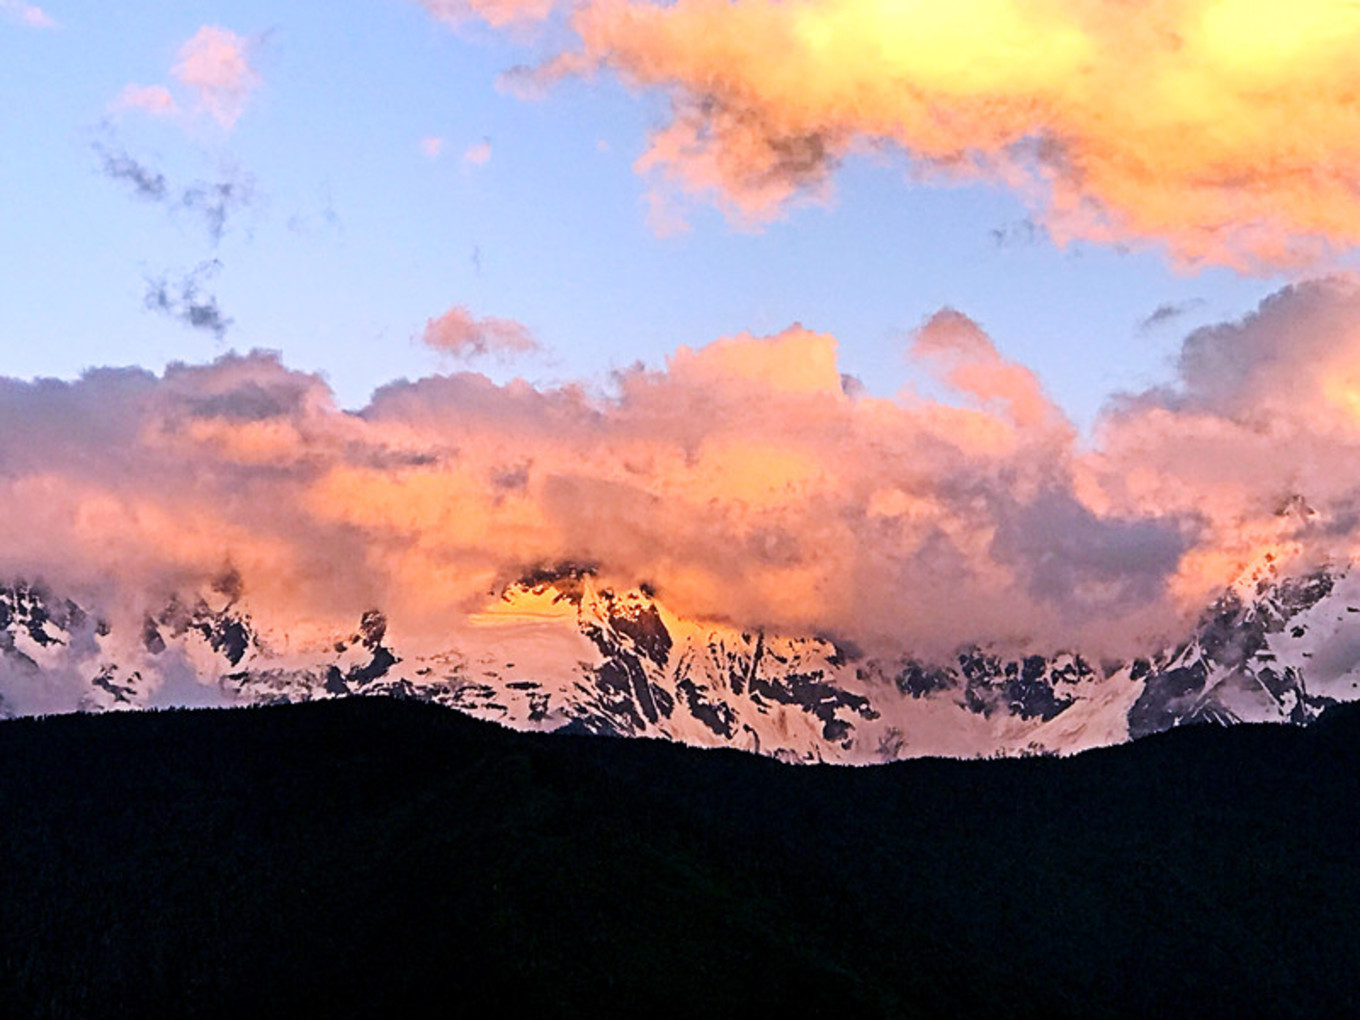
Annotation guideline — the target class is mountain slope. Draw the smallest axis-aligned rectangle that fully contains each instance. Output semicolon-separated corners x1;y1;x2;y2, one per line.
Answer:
3;697;1359;1018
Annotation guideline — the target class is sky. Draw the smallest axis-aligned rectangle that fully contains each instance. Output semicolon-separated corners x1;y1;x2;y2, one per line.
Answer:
5;0;1360;660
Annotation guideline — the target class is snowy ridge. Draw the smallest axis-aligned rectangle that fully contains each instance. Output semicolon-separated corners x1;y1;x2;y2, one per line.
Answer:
0;557;1356;763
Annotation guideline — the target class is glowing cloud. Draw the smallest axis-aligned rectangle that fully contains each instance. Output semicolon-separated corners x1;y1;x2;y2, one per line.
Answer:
10;282;1360;661
0;330;1173;658
431;0;1360;267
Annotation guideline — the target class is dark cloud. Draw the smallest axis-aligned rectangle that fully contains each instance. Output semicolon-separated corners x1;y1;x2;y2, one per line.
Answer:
1138;298;1206;332
492;462;531;491
144;261;232;341
96;146;168;202
989;218;1046;248
94;141;256;244
186;381;303;422
992;490;1189;615
180;171;257;245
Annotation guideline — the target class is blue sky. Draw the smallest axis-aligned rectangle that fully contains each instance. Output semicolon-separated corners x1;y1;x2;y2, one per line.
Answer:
0;1;1287;432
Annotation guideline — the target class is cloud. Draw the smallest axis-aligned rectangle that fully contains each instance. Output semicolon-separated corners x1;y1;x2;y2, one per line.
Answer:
990;219;1045;249
1138;300;1207;333
421;0;557;29
463;140;492;166
144;261;233;341
910;309;1061;431
96;146;168;202
1094;276;1360;605
93;138;253;348
11;282;1360;663
94;142;256;244
419;136;445;159
0;321;1177;661
422;306;541;358
110;26;260;131
430;0;1360;267
110;84;178;117
180;170;257;245
1;1;53;28
172;26;260;130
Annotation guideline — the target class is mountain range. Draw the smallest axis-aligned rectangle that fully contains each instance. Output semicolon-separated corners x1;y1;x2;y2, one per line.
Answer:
5;546;1360;761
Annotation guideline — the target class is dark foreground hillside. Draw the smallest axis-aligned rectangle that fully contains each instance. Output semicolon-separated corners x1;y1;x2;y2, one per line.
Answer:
3;700;1360;1019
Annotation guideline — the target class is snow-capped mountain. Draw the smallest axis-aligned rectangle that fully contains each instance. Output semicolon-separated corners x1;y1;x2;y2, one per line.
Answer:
3;554;1359;762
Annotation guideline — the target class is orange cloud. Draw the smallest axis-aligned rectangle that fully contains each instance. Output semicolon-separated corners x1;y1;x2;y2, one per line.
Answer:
666;325;843;397
441;0;1360;266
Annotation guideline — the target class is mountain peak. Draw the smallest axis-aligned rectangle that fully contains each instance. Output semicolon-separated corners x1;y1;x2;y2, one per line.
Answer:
4;561;1360;762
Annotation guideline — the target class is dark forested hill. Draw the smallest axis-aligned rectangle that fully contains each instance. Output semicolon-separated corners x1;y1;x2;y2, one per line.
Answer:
3;698;1360;1018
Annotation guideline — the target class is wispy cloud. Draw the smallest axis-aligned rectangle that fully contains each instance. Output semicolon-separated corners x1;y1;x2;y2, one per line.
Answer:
109;84;178;118
1;1;54;29
94;142;256;244
144;261;232;341
419;136;445;159
96;146;168;202
462;140;492;166
990;219;1046;249
421;0;556;29
180;172;256;245
1138;300;1207;333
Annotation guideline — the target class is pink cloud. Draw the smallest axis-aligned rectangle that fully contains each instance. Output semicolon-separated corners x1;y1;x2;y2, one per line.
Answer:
110;84;178;117
420;0;558;29
911;310;1062;432
463;140;492;166
423;306;540;358
1;1;54;28
172;26;260;130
